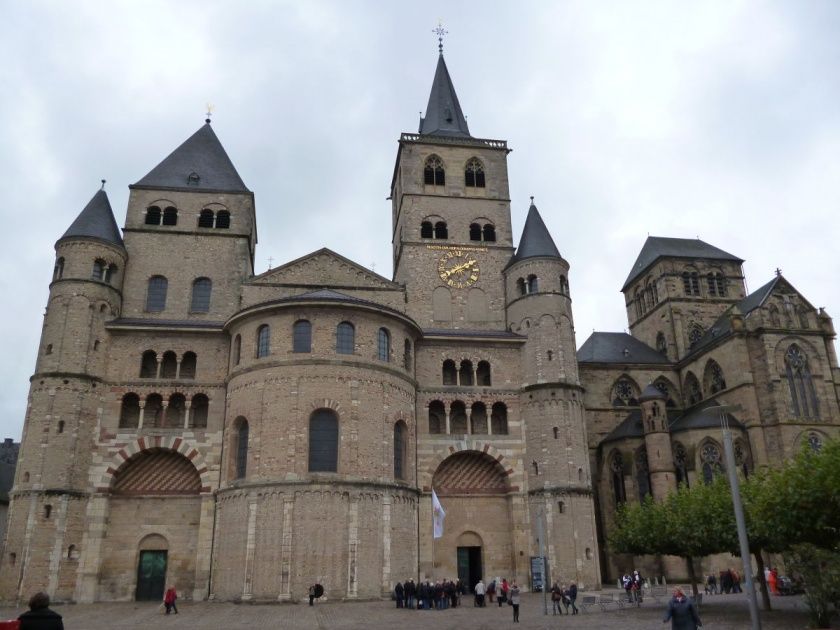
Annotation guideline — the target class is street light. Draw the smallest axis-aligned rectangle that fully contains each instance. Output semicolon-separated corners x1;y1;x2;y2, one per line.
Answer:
706;404;761;630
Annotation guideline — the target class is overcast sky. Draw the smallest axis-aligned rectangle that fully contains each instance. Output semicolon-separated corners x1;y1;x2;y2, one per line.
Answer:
1;1;839;439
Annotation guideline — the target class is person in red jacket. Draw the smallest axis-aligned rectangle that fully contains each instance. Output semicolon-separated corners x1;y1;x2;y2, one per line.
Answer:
164;585;178;615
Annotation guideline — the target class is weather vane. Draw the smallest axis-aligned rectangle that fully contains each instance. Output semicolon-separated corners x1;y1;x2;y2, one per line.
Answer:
433;21;448;54
205;103;215;124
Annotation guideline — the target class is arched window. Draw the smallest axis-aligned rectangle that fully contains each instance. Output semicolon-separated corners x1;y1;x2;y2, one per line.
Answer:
377;328;391;362
215;210;231;229
807;432;823;452
104;264;118;284
191;394;209;429
470;402;487;434
674;442;689;487
180;352;197;379
477;361;491;386
428;400;445;434
516;278;527;296
420;221;434;238
57;420;64;434
459;360;474;386
645;282;654;310
469;223;482;241
612;378;639;407
707;272;726;296
424;155;445;186
198;209;215;228
119;393;140;428
434;221;448;239
701;442;723;484
140;350;157;378
336;322;355;354
705;359;727;394
190;278;212;313
160;351;177;379
309;409;339;472
491;402;508;434
527;275;539;293
53;257;64;281
656;332;667;355
162;206;178;226
687;323;704;348
483;224;496;242
91;259;105;281
450;401;467;434
785;344;819;418
654;378;677;407
685;372;703;405
256;325;271;358
404;339;412;371
442;360;457;385
394;421;407;479
145;206;162;225
464;157;485;187
733;439;751;477
146;276;168;312
610;451;626;505
145;394;163;428
635;448;652;501
634;288;643;317
292;320;311;353
235;418;248;479
165;393;186;427
232;334;241;366
559;275;568;295
682;270;700;296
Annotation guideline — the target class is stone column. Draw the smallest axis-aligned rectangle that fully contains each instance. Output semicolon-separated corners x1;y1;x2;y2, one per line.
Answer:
47;495;70;597
74;495;109;603
137;401;145;430
175;357;182;380
155;357;162;379
381;496;392;596
277;496;295;601
486;409;492;435
445;409;451;435
346;496;360;599
192;494;215;600
184;401;192;430
241;494;258;600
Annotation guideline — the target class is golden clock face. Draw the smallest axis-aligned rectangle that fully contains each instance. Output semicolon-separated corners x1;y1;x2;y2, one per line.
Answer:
438;250;480;288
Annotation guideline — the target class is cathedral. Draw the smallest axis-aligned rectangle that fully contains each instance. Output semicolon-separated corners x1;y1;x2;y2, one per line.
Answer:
1;47;838;604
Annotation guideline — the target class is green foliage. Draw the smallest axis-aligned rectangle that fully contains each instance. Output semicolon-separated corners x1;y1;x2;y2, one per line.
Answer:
784;544;840;629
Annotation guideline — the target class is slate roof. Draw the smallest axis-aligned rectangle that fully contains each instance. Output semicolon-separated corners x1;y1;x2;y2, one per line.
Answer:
418;54;471;138
577;332;670;365
507;201;562;268
132;123;250;193
602;409;681;444
669;398;745;433
423;328;526;340
58;189;124;248
639;383;667;402
0;463;14;504
622;236;743;291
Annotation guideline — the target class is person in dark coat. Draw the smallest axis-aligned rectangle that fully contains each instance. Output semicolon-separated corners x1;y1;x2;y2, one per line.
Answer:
394;581;404;608
568;582;579;615
663;587;702;630
18;592;64;630
405;579;416;609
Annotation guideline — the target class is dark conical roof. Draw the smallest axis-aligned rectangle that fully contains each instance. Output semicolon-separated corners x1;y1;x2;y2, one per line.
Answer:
507;201;561;267
132;123;249;193
418;54;471;138
639;383;667;402
58;188;124;248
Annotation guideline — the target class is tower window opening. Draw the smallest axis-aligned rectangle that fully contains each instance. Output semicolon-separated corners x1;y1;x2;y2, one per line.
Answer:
91;259;106;281
57;420;64;434
232;334;241;366
516;278;527;296
44;504;52;519
527;275;539;293
547;350;554;361
558;501;565;513
482;224;496;242
234;418;248;479
53;257;64;280
104;263;118;284
45;344;52;355
469;223;482;241
198;209;215;228
215;210;231;229
464;158;485;187
434;221;448;239
420;221;434;238
532;460;539;475
682;270;701;296
424;155;445;186
162;206;178;226
553;426;559;439
145;206;162;225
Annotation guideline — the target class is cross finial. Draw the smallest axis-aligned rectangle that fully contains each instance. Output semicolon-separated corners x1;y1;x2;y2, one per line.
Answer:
530;195;535;205
775;267;782;277
100;179;106;190
205;103;215;124
433;21;448;54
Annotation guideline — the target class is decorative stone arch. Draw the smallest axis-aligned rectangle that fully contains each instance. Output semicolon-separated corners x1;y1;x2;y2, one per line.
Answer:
424;443;519;491
310;398;342;414
773;336;822;374
97;438;212;493
794;428;830;452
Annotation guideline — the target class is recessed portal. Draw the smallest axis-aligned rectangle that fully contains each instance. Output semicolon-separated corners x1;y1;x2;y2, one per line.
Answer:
457;546;483;592
135;550;167;601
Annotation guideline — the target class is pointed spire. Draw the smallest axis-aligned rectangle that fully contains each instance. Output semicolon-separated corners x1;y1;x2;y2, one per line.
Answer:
418;53;471;138
58;188;124;248
132;123;249;193
507;198;562;267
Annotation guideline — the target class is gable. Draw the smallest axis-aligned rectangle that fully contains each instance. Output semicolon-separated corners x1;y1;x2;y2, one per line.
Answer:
250;248;400;290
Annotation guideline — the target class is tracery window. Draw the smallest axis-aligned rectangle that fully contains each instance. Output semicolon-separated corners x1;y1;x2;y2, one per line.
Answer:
701;442;723;484
807;432;823;452
707;360;727;394
610;451;626;505
656;332;667;355
785;344;819;418
654;378;676;407
636;448;652;501
688;323;705;348
685;372;703;405
424;155;445;186
674;442;689;487
682;271;700;296
733;439;750;477
612;378;639;407
464;158;485;188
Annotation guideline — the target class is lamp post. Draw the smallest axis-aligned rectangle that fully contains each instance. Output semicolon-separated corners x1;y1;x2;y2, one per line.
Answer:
706;404;761;630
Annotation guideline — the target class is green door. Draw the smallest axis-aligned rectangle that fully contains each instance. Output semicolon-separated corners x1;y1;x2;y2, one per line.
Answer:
136;550;167;601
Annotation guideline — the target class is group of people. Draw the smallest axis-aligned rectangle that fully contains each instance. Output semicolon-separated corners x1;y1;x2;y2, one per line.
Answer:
704;568;742;594
393;577;522;622
549;581;579;614
621;570;645;604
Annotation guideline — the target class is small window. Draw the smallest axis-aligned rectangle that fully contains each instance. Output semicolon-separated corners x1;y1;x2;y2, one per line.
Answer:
256;325;271;358
215;210;230;229
464;158;485;188
162;206;178;226
145;206;162;225
309;409;339;472
469;223;482;241
91;259;105;281
420;221;434;238
235;418;249;479
45;344;53;355
459;360;474;386
198;209;215;228
476;360;491;386
558;501;565;514
559;275;568;295
434;221;448;239
190;278;212;313
145;276;168;312
517;278;526;296
9;553;15;567
191;394;209;429
293;320;312;353
104;264;118;284
67;545;76;560
53;257;64;280
336;322;355;354
232;335;241;366
553;427;559;439
377;328;390;362
394;421;407;480
181;351;197;379
424;155;445;186
527;275;539;293
140;350;157;378
482;224;496;242
160;351;177;379
57;420;64;434
44;505;52;519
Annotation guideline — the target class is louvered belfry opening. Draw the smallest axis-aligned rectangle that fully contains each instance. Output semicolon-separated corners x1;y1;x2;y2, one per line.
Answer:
432;451;509;496
111;449;201;495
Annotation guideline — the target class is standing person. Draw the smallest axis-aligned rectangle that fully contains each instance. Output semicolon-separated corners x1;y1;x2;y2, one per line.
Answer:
405;579;416;609
17;592;64;630
662;587;702;630
551;581;563;615
474;578;486;607
498;578;509;607
308;584;316;606
394;581;404;608
623;573;633;602
769;568;779;595
633;570;644;604
163;585;178;615
568;581;579;615
510;581;521;623
487;578;496;604
731;569;742;594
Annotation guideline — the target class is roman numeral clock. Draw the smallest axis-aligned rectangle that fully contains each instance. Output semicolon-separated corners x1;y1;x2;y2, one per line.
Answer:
438;248;480;288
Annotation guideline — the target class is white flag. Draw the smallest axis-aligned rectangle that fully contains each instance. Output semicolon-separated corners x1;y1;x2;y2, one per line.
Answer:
432;489;446;539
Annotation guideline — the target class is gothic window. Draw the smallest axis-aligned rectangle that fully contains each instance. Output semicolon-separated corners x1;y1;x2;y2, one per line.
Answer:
145;206;162;225
654;378;676;407
198;209;215;228
785;344;819;418
424;155;445;186
610;451;626;505
645;282;655;310
707;272;726;296
705;360;727;394
733;439;750;477
450;401;467;433
215;210;231;229
701;442;723;484
420;221;433;238
140;350;157;378
293;320;311;353
464;157;485;187
434;221;448;239
53;257;64;281
491;402;508;434
190;278;212;312
336;322;355;354
394;421;407;480
235;417;248;479
162;206;178;226
404;339;412;371
483;224;496;242
91;259;105;281
477;360;491;386
807;432;823;452
160;351;177;379
459;360;474;386
180;351;197;379
635;448;652;501
145;276;168;312
232;335;241;366
688;323;705;348
656;332;667;355
191;394;209;428
559;275;569;295
119;393;140;428
470;402;487;435
428;401;445;434
612;378;639;407
682;270;700;296
634;289;644;318
442;360;457;385
516;278;527;296
165;393;186;427
685;372;703;405
309;409;339;472
527;275;539;293
256;324;271;358
674;442;689;487
377;328;391;361
469;223;482;241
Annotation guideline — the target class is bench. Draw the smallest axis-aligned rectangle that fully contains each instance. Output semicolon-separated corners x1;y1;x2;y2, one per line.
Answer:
599;594;622;611
579;595;598;613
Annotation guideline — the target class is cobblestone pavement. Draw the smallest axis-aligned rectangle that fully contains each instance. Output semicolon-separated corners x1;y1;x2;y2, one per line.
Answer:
0;591;827;629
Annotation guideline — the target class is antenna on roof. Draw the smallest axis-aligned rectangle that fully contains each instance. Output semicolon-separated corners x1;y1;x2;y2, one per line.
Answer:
775;267;782;277
205;103;215;124
433;20;448;54
100;179;106;190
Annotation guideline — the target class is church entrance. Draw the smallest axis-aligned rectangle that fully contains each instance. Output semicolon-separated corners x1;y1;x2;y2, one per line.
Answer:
135;550;167;601
457;546;483;592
